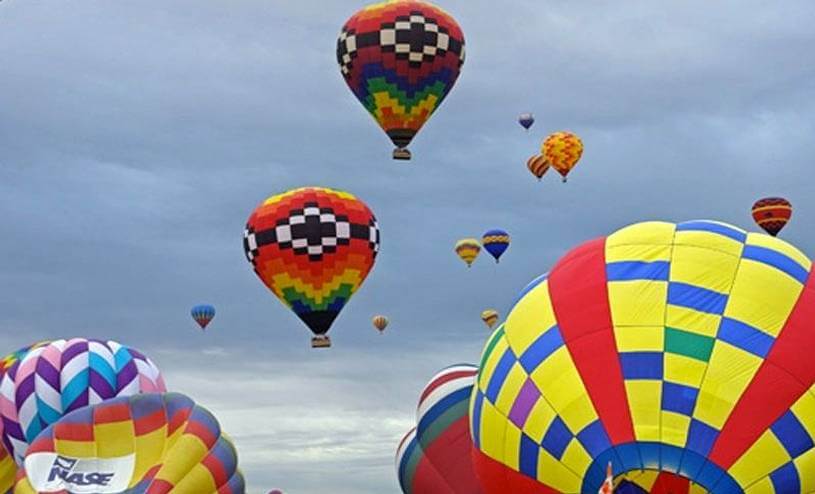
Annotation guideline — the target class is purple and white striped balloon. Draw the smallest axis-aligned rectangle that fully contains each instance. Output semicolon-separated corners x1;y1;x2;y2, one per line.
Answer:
0;338;166;464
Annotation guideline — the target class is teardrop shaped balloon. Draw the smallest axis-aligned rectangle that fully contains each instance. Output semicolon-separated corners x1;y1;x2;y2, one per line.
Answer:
481;229;509;263
526;154;549;181
480;309;499;329
191;304;216;330
541;131;583;182
13;392;245;494
372;315;389;333
518;113;534;130
471;219;815;493
337;0;466;160
454;238;480;268
0;338;167;465
243;187;380;348
751;196;792;237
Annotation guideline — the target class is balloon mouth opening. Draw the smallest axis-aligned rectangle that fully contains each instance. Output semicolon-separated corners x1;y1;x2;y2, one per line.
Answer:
311;336;331;348
393;148;411;160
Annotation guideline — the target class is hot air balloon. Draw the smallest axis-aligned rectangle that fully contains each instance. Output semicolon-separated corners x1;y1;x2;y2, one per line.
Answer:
12;392;245;494
482;229;509;263
337;0;466;160
243;187;380;348
268;490;284;494
191;304;216;330
541;131;583;182
526;154;549;181
470;220;815;493
751;197;792;237
518;113;534;131
397;364;483;494
455;238;480;268
0;338;166;464
372;315;389;333
480;309;499;329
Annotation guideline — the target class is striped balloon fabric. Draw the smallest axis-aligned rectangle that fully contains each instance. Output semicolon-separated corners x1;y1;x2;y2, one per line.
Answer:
751;197;792;237
13;392;245;494
526;155;549;181
0;338;166;464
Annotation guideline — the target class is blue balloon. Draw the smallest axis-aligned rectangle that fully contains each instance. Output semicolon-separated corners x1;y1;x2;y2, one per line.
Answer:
482;229;510;263
191;304;216;330
518;113;534;130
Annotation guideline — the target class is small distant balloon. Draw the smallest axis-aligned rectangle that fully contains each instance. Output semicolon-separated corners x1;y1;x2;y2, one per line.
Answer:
191;304;216;330
455;238;481;267
518;113;534;130
481;309;499;329
751;197;792;236
372;315;389;333
482;229;510;263
542;131;583;182
268;491;284;494
527;154;549;181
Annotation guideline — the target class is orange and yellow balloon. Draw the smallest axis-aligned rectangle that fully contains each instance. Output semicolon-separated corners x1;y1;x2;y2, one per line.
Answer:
455;238;481;268
480;309;499;329
541;131;583;182
372;315;389;333
526;155;549;181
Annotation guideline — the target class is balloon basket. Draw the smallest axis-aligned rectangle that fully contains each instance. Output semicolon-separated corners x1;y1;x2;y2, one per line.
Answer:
393;148;411;160
311;336;331;348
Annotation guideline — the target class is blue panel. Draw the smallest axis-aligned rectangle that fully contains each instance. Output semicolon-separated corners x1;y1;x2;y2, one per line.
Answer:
676;221;747;243
668;282;728;315
576;420;612;457
540;416;572;459
471;390;484;448
518;433;539;479
417;387;471;437
637;442;660;470
686;419;719;456
743;244;809;284
770;462;800;494
519;326;564;374
606;261;670;281
580;448;622;494
709;470;744;494
620;352;663;380
717;317;775;358
697;460;726;492
485;349;516;403
771;410;815;458
677;450;707;481
662;381;699;415
660;443;682;472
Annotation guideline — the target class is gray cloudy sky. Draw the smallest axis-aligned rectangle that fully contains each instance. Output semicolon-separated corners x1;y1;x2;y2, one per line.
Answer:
1;1;814;493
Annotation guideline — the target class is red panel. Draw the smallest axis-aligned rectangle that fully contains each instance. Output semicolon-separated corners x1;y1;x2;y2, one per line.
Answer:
413;456;456;494
710;266;815;468
423;417;483;494
471;448;559;494
419;369;477;404
651;472;691;494
547;237;635;444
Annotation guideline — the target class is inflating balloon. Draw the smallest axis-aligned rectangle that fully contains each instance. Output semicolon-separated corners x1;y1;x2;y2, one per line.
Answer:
751;197;792;237
191;304;216;330
482;229;509;263
455;238;480;268
13;392;245;494
397;364;483;494
0;338;166;464
541;131;583;182
372;315;389;333
526;154;549;181
480;309;499;329
337;0;465;160
243;187;380;348
518;113;534;131
471;220;815;493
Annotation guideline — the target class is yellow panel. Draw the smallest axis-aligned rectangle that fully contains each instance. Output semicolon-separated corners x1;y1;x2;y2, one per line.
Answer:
560;439;593;477
665;305;721;337
168;464;217;493
605;244;672;263
501;421;522;471
608;281;667;327
54;438;96;457
479;336;509;391
791;391;815;441
530;347;597;433
664;353;708;388
478;399;509;462
674;229;744;257
689;484;710;494
743;478;774;494
746;232;811;270
521;398;558;444
495;363;529;416
606;221;676;247
504;281;557;353
724;259;805;336
669;244;741;292
661;411;691;447
695;342;763;428
94;421;135;457
795;448;815;494
728;429;791;487
622;470;659;489
537;448;583;493
131;426;168;487
615;326;664;352
626;381;662;441
153;435;207;484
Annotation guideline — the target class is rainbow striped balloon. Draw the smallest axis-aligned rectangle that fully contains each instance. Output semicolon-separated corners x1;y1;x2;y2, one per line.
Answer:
13;392;244;493
0;339;166;464
471;220;815;493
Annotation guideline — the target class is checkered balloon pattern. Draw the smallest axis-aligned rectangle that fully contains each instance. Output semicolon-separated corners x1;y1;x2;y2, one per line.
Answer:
337;0;465;150
13;392;245;494
0;339;166;465
243;187;379;339
541;131;583;181
471;220;815;493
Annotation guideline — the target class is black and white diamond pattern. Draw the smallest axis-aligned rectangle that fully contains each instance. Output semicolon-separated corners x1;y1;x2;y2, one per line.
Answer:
337;29;357;76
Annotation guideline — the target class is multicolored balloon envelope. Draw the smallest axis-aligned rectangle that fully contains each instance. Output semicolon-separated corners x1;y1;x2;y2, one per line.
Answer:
541;131;583;182
0;338;167;466
526;155;549;181
243;187;380;348
396;364;483;494
337;0;465;160
191;304;216;330
470;220;815;493
454;239;480;268
13;392;245;494
480;310;499;329
481;229;509;263
751;197;792;237
372;315;389;333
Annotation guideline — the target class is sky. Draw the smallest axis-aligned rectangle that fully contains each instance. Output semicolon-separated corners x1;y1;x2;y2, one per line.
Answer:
1;1;814;493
